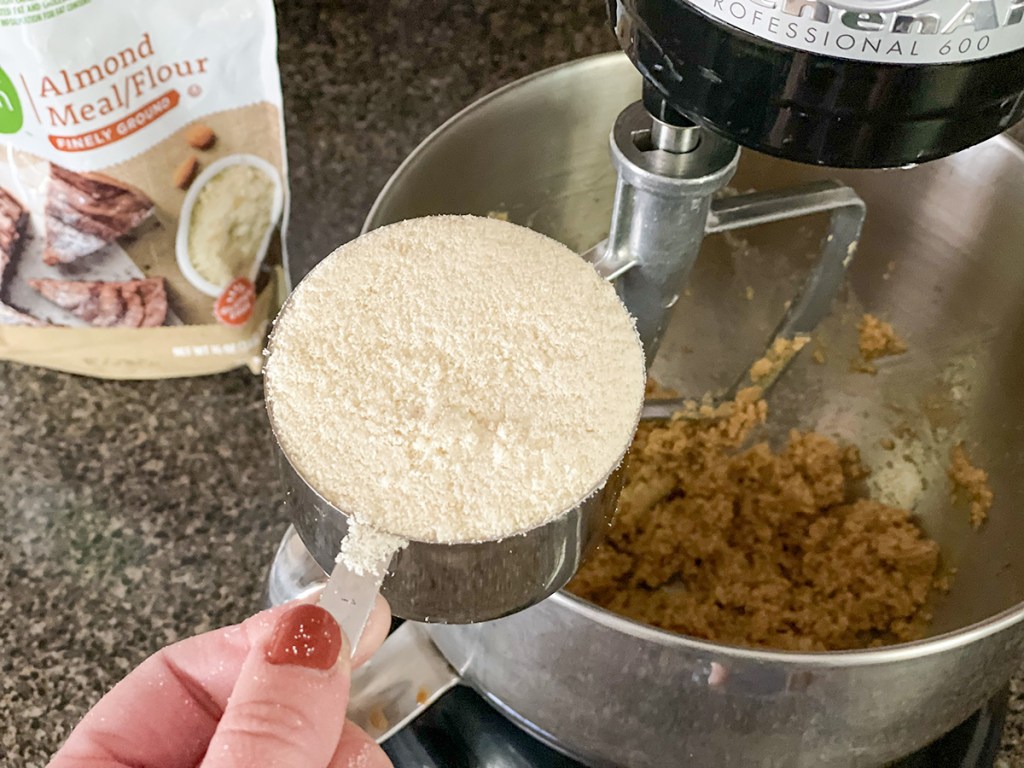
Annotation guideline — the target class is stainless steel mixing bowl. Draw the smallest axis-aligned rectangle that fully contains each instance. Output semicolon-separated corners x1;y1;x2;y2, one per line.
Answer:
354;52;1024;767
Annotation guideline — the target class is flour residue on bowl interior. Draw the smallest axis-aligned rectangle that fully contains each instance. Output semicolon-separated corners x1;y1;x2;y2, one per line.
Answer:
187;163;276;288
948;443;993;529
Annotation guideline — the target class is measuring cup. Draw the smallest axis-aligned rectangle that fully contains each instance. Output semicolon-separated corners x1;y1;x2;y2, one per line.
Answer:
264;257;639;643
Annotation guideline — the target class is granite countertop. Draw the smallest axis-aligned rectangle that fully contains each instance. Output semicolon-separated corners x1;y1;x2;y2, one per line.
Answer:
1;2;1022;766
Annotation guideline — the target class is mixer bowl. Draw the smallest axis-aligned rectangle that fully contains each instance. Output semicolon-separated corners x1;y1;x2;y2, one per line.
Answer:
358;52;1024;767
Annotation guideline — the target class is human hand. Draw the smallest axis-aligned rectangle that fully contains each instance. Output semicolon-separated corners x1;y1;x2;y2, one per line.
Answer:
49;596;394;768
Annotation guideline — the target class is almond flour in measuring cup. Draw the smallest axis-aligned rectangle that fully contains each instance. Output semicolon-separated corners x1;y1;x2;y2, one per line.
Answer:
264;215;646;571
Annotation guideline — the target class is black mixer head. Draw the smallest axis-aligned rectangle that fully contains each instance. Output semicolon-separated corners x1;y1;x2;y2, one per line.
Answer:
609;0;1024;168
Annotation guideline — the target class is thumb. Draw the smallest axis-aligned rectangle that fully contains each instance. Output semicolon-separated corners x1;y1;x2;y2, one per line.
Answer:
201;603;351;768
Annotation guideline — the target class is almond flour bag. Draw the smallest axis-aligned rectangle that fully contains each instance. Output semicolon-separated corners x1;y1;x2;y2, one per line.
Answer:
0;0;289;378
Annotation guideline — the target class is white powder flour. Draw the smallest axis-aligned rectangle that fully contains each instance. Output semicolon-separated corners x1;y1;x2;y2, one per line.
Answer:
265;215;645;552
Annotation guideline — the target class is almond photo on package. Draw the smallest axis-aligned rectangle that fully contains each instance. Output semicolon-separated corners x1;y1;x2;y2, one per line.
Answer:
185;124;217;150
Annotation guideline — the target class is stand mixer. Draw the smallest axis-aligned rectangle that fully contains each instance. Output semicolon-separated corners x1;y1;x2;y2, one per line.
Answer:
609;0;1024;168
266;4;1024;766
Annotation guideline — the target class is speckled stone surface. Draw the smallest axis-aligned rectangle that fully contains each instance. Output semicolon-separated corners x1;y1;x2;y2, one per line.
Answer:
2;2;1023;766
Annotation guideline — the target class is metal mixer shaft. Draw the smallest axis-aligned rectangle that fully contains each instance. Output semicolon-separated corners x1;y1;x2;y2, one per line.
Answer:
587;97;866;409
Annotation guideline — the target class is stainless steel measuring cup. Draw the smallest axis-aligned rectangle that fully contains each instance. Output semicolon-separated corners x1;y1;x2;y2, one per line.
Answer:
264;268;637;625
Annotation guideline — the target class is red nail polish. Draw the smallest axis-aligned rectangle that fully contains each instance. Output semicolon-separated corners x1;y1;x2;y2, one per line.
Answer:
265;604;343;670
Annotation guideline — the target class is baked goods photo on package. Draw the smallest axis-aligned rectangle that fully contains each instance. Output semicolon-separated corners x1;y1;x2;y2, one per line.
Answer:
0;0;289;378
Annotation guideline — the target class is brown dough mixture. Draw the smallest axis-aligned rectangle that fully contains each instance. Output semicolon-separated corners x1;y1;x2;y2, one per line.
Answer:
858;313;907;362
949;443;993;529
567;385;942;652
748;335;810;386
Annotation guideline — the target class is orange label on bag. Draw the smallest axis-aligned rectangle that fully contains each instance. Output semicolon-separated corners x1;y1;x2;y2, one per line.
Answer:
214;277;256;327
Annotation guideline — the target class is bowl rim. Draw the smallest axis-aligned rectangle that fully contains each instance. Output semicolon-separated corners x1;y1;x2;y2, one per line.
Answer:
362;49;1024;664
550;589;1024;666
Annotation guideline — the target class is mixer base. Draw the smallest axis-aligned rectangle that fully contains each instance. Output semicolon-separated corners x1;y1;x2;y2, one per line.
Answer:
383;684;1008;768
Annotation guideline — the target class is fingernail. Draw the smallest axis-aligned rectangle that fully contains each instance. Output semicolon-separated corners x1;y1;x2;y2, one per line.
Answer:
265;604;346;669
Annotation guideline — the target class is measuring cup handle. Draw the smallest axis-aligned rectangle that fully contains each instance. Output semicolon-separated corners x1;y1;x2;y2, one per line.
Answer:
319;558;388;656
348;622;462;743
